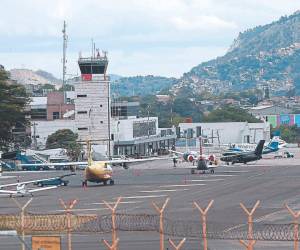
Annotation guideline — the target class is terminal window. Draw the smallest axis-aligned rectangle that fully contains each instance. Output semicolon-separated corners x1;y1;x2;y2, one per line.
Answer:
133;120;156;138
77;94;87;98
53;112;60;120
78;127;88;130
77;111;87;114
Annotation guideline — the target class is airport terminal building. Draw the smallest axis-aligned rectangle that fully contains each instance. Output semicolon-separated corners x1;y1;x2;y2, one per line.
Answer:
112;117;176;156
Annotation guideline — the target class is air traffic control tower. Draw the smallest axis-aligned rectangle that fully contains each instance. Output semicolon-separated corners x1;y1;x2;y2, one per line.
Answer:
75;51;111;155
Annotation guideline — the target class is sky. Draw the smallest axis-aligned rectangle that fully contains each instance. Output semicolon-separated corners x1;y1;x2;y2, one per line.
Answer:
0;0;300;79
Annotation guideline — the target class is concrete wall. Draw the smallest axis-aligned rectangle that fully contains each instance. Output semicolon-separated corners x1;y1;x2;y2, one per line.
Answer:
75;81;110;142
178;122;270;144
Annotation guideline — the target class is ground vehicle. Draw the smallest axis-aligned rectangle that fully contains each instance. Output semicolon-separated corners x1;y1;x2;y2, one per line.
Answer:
284;151;294;158
34;178;69;187
274;151;294;159
22;165;51;171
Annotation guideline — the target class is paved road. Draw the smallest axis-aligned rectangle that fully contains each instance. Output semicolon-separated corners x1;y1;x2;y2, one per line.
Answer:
0;153;300;249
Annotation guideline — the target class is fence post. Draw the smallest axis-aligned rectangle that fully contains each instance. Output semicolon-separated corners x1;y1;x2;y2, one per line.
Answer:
193;200;214;250
239;200;260;250
12;198;32;250
285;203;300;250
239;239;256;250
102;197;122;250
152;197;170;250
59;199;77;250
102;238;119;250
168;238;186;250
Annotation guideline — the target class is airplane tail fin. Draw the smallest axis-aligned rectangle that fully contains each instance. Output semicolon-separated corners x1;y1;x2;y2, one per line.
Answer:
255;140;266;156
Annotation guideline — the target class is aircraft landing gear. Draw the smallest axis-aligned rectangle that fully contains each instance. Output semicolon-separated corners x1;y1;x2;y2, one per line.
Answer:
109;179;115;185
103;180;107;186
191;169;195;174
82;180;88;187
210;169;215;174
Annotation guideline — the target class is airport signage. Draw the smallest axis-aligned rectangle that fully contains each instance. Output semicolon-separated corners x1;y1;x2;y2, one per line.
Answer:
32;236;61;250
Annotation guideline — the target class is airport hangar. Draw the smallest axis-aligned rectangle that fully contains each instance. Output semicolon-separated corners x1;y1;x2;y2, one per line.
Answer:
177;121;271;146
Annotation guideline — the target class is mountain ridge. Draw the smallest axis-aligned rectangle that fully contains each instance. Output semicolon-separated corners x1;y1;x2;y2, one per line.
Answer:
174;10;300;96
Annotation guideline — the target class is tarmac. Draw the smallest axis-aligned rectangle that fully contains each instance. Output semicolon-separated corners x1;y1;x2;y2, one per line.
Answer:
1;149;300;249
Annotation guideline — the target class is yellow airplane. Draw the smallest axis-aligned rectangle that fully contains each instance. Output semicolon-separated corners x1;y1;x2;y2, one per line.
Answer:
19;141;165;186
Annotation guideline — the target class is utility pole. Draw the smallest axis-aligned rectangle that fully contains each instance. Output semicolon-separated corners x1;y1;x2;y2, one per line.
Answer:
62;20;67;103
107;73;111;159
33;122;37;150
147;105;150;138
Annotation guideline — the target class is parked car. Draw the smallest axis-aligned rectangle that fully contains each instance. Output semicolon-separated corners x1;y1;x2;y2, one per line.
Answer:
34;178;69;187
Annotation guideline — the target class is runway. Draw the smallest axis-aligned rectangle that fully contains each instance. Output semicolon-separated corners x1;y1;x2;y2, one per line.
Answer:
1;152;300;249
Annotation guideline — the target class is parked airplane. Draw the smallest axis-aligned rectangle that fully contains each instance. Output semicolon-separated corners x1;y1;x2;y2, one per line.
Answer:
19;142;165;186
220;140;265;165
226;136;286;153
169;149;217;165
0;178;59;197
224;140;279;156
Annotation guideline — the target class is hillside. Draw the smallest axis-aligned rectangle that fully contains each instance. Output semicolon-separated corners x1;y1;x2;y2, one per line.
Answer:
111;75;177;97
175;11;300;96
9;69;61;86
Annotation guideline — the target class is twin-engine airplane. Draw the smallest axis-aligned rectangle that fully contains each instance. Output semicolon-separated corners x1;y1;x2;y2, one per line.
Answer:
19;141;165;186
220;140;265;165
0;178;59;197
169;150;217;165
225;139;280;155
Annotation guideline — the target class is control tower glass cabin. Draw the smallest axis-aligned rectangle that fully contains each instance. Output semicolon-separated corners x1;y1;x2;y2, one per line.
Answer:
78;52;108;80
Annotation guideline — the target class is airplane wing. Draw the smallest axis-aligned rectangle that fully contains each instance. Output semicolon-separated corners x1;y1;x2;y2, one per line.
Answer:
0;190;17;194
0;176;69;189
168;150;185;155
19;161;87;167
106;157;167;165
28;186;58;193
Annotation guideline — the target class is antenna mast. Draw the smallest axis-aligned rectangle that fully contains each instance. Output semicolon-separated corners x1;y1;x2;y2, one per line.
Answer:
62;20;68;102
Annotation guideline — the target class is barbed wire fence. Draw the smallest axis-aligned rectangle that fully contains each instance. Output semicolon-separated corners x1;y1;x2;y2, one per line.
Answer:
0;198;300;250
0;213;298;241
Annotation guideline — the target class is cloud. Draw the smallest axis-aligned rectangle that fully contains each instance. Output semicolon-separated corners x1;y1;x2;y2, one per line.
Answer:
171;16;237;31
0;0;300;78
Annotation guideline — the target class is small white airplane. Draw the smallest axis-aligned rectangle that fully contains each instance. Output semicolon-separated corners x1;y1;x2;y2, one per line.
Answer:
0;178;58;197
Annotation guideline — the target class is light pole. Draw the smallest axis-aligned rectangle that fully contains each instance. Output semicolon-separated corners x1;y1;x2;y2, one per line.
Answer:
147;105;151;138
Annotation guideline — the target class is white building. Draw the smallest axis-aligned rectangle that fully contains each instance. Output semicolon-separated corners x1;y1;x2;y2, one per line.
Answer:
74;52;111;154
178;122;270;145
111;117;176;156
31;120;76;149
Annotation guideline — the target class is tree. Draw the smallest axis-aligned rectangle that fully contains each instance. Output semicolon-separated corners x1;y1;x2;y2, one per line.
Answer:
203;106;262;123
0;68;29;150
46;129;82;161
271;125;300;143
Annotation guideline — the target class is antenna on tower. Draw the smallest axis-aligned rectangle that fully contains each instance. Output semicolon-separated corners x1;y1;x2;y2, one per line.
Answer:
62;20;68;103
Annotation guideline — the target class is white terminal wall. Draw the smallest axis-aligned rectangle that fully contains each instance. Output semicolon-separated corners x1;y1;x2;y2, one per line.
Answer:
75;79;110;142
178;122;270;144
111;117;159;141
31;120;76;149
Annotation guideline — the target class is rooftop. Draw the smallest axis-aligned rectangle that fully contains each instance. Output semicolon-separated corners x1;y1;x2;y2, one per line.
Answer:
30;96;47;106
250;105;273;110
